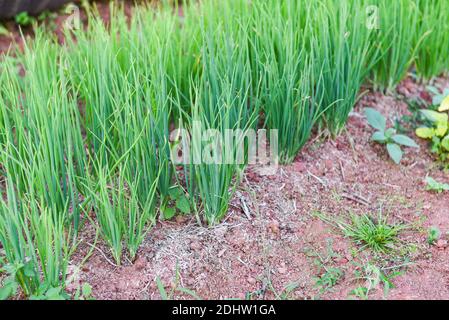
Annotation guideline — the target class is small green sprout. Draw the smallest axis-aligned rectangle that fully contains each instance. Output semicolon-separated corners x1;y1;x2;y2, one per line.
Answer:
365;108;419;164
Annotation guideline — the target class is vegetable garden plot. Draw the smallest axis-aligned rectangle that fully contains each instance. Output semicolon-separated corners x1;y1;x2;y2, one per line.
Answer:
1;0;449;300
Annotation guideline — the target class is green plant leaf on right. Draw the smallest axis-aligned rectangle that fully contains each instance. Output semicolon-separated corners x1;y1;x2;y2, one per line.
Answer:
161;186;191;219
365;108;418;164
391;135;419;148
365;107;386;131
386;143;403;164
0;24;9;36
416;109;449;163
425;177;449;193
427;226;441;245
15;12;36;27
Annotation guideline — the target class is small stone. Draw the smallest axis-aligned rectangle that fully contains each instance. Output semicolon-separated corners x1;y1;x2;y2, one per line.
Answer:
129;278;141;289
268;220;280;235
134;257;147;271
214;226;228;238
230;231;246;247
278;267;287;274
436;239;448;249
247;277;257;285
335;257;348;265
324;159;333;171
218;248;227;257
347;116;365;129
190;241;202;251
237;292;247;300
293;161;307;173
175;215;188;224
116;279;128;291
246;172;260;183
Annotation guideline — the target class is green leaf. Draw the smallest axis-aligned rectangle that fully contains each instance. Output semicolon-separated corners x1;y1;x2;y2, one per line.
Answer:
427;85;440;97
82;283;92;297
46;287;66;300
176;287;202;300
433;95;444;106
420;110;448;123
168;187;183;200
162;207;176;220
441;136;449;151
23;261;36;278
386;143;403;164
435;122;448;137
349;287;368;300
385;128;396;139
391;134;419;148
15;12;35;26
425;177;449;193
0;281;17;300
0;24;9;36
416;127;434;139
176;196;191;215
431;136;441;153
438;95;449;112
428;226;441;244
371;131;386;143
364;108;386;131
156;277;168;300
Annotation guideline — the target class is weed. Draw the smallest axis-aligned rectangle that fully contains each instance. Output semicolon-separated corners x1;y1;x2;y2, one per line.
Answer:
365;108;419;164
267;281;301;301
156;264;201;300
428;86;449;107
342;213;406;253
318;210;407;254
159;186;189;220
395;97;430;134
350;262;402;300
15;12;35;27
425;177;449;193
245;274;300;301
0;23;9;36
416;109;449;164
315;268;344;293
306;239;344;295
73;283;94;300
427;226;441;245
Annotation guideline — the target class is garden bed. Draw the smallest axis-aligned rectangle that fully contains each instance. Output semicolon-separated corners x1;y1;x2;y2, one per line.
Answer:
1;0;449;301
67;76;449;300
